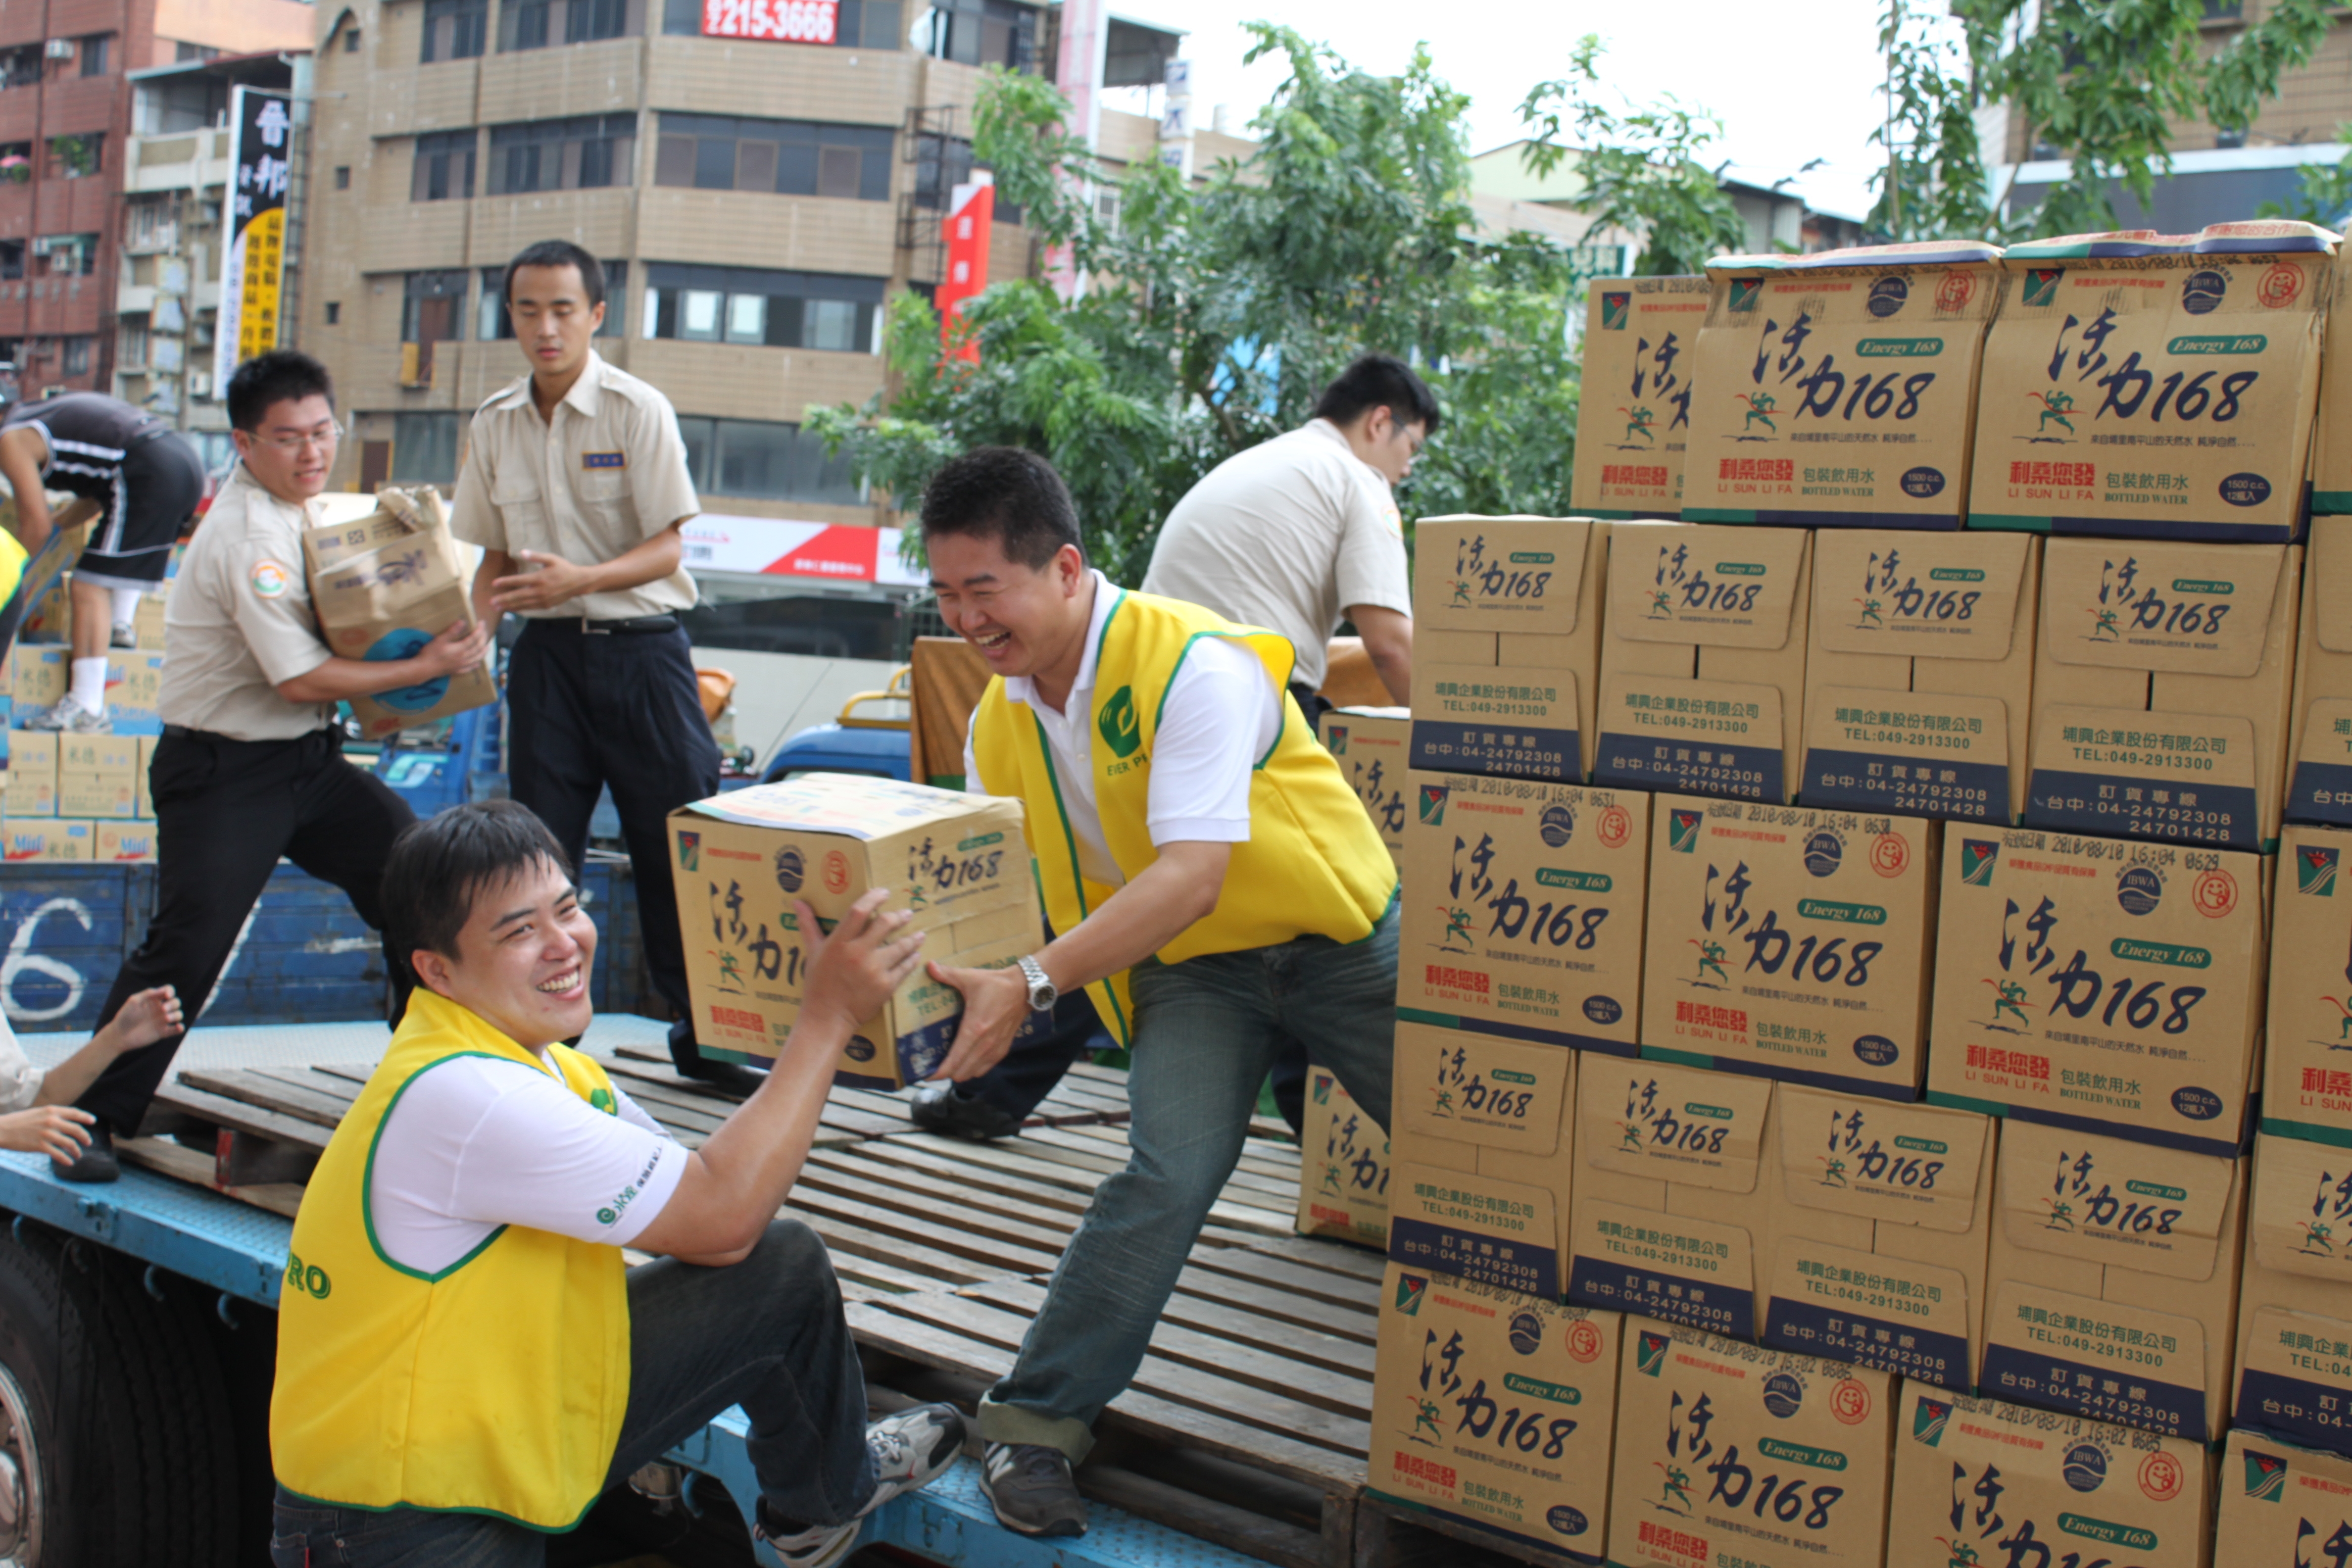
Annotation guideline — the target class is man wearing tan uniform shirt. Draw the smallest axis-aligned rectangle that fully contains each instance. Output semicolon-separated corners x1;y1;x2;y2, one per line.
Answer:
55;350;491;1181
451;239;731;1085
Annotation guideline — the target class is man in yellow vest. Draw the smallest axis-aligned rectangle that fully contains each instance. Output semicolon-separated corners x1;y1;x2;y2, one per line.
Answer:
267;800;965;1568
921;448;1399;1537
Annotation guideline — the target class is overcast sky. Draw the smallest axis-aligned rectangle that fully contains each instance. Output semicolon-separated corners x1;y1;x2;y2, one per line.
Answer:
1099;0;1893;221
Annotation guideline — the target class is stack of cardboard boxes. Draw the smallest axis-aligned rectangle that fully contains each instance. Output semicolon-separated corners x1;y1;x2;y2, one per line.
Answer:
2;573;168;862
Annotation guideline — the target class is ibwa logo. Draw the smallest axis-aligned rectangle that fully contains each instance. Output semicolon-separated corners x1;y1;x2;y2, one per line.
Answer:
1960;839;2000;886
1669;809;1705;854
2243;1448;2288;1502
1419;784;1450;827
2302;845;2341;897
1394;1273;1428;1316
1601;291;1631;330
676;831;700;872
1911;1396;1951;1447
1098;686;1143;759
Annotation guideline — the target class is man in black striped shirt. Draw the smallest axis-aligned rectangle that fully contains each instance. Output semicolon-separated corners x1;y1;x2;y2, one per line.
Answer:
0;391;207;730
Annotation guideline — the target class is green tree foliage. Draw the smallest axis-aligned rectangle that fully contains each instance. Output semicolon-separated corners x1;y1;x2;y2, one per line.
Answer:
810;25;1589;579
1870;0;2332;243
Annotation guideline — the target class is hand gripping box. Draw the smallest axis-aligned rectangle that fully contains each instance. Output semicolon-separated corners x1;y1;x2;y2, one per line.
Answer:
668;775;1044;1087
1395;771;1649;1053
2217;1429;2352;1556
1978;1118;2246;1442
2025;536;2301;852
1802;530;2041;824
1968;221;2335;544
2231;1131;2352;1461
1408;516;1607;781
1296;1067;1388;1247
1762;1087;1997;1392
2264;823;2352;1146
1925;825;2266;1156
1594;521;1813;802
1680;241;2004;530
1607;1320;1895;1568
1888;1386;2211;1568
1386;1017;1579;1297
1566;1058;1777;1340
1318;706;1409;867
1642;796;1940;1100
301;486;497;740
2286;519;2352;829
1368;1264;1621;1563
1569;274;1708;519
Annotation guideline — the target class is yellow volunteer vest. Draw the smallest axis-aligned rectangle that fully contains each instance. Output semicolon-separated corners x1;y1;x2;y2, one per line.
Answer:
971;586;1396;1043
269;989;633;1531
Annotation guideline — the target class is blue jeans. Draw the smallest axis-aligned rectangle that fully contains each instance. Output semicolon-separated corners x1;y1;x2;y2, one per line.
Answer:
268;1218;875;1566
977;904;1398;1460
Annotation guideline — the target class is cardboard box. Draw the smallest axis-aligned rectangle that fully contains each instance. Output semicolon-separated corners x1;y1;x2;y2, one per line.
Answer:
2264;821;2352;1146
1979;1118;2245;1441
1387;1017;1578;1296
2319;234;2352;518
1569;274;1709;519
132;588;166;650
1969;221;2334;543
667;775;1043;1086
301;487;496;740
1889;1386;2211;1568
2230;1131;2352;1459
95;821;155;861
1607;1319;1894;1568
1318;706;1409;866
0;818;91;861
2025;536;2300;852
1802;530;2041;823
2217;1429;2352;1556
10;645;65;713
1681;241;2004;530
1296;1067;1388;1248
1926;825;2266;1156
1395;771;1648;1053
1642;796;1941;1099
134;734;156;819
56;771;135;819
1367;1264;1620;1560
102;649;163;735
7;730;54;817
1763;1087;1997;1391
1409;517;1608;780
1594;521;1813;801
2287;518;2352;827
1567;1058;1777;1339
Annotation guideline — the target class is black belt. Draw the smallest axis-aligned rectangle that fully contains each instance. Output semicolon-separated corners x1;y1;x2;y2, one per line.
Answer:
533;614;681;635
161;723;330;746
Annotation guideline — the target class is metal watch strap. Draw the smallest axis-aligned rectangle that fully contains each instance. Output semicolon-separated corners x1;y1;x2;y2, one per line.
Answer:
1016;953;1057;1012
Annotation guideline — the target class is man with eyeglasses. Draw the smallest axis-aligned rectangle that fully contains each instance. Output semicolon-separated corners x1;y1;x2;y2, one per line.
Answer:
0;389;210;730
450;238;734;1088
51;349;492;1182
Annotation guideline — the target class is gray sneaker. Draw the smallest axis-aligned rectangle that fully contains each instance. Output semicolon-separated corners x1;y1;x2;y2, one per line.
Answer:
754;1403;967;1566
980;1441;1088;1537
23;698;109;734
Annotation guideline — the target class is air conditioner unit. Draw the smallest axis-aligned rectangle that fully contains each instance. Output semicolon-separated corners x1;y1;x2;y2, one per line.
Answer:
43;39;73;59
187;369;209;398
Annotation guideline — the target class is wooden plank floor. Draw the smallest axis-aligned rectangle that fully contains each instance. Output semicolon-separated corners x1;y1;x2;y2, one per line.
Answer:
129;1043;1386;1567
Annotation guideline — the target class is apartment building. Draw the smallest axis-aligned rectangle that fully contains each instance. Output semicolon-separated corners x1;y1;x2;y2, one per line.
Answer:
301;0;1068;525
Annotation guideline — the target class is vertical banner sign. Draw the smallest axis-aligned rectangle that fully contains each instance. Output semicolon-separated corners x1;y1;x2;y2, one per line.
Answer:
700;0;838;43
214;86;293;391
935;175;993;364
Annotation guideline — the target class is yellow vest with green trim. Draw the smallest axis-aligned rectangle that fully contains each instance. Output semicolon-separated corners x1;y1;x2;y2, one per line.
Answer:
268;989;632;1531
971;587;1396;1045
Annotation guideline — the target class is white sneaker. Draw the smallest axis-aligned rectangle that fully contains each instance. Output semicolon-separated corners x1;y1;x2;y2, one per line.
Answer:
753;1403;968;1565
24;698;109;733
110;621;135;648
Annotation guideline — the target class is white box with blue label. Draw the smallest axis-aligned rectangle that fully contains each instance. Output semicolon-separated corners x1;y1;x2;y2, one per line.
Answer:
102;649;163;735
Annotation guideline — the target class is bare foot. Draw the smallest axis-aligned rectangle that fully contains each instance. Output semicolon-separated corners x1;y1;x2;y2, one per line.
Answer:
106;985;183;1053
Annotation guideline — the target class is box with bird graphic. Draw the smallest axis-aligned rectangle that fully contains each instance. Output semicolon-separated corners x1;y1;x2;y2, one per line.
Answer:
2231;1131;2352;1462
2216;1428;2352;1559
1296;1067;1389;1247
2263;823;2352;1147
1568;274;1709;520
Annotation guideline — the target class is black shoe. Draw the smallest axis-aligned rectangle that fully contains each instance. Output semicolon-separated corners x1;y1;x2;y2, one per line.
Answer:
980;1441;1087;1537
673;1056;766;1098
909;1081;1024;1142
51;1121;117;1183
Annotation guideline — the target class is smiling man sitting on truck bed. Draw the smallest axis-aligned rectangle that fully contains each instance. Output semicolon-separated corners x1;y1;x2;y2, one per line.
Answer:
920;447;1400;1537
266;800;965;1568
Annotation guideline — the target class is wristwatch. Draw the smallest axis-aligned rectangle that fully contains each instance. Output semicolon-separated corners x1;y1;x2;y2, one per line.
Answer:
1016;954;1058;1013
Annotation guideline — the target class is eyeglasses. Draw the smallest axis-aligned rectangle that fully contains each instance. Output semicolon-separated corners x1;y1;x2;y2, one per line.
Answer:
255;422;344;455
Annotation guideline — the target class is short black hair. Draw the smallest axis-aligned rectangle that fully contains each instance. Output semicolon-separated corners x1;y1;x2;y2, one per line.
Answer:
1313;353;1442;435
383;801;576;971
919;446;1084;571
502;240;605;310
226;349;334;434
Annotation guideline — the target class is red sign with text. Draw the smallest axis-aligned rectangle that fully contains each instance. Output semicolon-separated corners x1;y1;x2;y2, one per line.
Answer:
702;0;836;44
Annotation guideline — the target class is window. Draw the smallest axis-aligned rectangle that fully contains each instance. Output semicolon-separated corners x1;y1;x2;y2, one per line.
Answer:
0;145;24;185
392;412;463;484
674;416;863;504
334;165;350;189
78;34;108;76
413;130;477;201
38;235;97;276
345;26;361;51
0;242;22;281
486;114;635;195
642;263;883;351
500;0;635;51
47;133;101;180
422;0;489;61
2215;127;2248;149
0;48;38;88
402;269;469;344
126;197;173;250
61;337;91;377
478;260;627;338
174;42;219;63
325;301;340;325
654;114;892;201
917;0;1036;70
907;132;1022;222
119;317;149;370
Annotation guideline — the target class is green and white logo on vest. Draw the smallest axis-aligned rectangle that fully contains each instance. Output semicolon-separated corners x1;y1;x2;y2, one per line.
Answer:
1098;686;1143;759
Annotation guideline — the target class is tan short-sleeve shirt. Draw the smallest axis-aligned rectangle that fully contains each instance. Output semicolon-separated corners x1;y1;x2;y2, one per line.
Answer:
158;465;337;741
449;350;701;620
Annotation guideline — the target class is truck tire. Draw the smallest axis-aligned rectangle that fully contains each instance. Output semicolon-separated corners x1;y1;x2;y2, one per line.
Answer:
0;1219;240;1567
